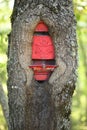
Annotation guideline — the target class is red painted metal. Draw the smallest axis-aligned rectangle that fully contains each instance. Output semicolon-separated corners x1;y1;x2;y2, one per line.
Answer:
35;21;48;32
29;21;57;81
29;65;57;81
32;35;55;59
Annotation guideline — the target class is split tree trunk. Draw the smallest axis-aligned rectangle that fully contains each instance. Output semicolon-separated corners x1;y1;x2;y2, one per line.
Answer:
7;0;77;130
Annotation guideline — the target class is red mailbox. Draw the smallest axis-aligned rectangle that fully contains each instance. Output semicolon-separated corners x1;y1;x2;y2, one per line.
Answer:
29;21;57;81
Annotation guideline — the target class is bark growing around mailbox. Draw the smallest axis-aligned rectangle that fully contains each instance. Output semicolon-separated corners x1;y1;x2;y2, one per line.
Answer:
7;0;77;130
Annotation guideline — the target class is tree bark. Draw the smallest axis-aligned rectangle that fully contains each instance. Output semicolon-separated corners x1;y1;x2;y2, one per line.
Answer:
7;0;77;130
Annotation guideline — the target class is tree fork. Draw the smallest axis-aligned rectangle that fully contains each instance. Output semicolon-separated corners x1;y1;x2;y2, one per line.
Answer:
7;0;77;130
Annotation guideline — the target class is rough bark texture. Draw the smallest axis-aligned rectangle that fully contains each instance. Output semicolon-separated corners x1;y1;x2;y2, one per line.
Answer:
7;0;77;130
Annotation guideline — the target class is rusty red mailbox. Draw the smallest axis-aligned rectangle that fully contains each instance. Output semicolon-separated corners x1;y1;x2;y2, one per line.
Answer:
29;21;57;81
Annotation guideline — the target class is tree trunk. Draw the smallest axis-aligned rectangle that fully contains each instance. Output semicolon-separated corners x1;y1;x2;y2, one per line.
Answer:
7;0;77;130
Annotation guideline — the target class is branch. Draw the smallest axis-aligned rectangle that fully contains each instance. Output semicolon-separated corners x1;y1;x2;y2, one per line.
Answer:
0;82;9;127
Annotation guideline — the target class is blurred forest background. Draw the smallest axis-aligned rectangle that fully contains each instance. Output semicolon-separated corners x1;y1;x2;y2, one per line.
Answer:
0;0;87;130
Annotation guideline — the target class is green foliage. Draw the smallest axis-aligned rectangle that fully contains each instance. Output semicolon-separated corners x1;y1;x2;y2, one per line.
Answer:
0;0;12;129
0;105;7;130
71;0;87;129
0;0;12;84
